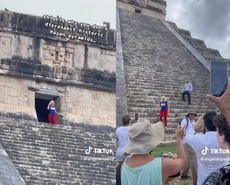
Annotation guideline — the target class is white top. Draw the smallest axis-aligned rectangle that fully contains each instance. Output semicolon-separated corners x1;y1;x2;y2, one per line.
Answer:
181;118;195;144
184;129;229;185
183;82;193;92
116;126;130;149
116;126;132;161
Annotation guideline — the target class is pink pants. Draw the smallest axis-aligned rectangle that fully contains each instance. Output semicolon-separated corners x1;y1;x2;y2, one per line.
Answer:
48;114;56;125
159;110;167;127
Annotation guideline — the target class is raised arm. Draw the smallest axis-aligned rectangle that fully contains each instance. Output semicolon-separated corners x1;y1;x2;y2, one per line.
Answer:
47;102;50;110
192;115;204;131
206;78;230;127
162;125;186;181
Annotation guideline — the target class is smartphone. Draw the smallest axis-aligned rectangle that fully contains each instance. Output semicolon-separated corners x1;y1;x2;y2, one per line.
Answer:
210;61;228;97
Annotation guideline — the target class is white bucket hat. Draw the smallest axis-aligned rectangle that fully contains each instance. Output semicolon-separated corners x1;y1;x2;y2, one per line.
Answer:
123;120;164;156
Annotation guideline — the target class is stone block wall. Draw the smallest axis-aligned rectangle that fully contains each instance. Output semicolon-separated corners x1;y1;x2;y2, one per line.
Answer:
0;10;116;126
0;117;116;184
117;0;166;20
0;32;116;74
0;76;116;126
0;76;37;119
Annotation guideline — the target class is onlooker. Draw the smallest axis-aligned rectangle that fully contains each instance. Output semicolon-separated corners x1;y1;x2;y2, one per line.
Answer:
202;78;230;184
180;112;198;184
116;114;132;164
182;81;193;105
116;119;186;185
206;78;230;127
155;96;170;128
183;111;229;185
202;114;230;184
47;100;56;125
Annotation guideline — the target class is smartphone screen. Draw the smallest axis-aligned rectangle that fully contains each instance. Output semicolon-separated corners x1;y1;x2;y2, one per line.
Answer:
210;61;228;97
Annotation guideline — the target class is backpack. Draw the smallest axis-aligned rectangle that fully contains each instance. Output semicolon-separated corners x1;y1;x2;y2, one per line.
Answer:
179;118;189;130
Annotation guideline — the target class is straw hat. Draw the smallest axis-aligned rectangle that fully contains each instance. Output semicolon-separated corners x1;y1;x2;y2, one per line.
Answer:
185;112;197;117
123;120;164;156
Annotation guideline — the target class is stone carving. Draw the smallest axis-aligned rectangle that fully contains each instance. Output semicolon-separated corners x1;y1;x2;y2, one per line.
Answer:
42;42;74;67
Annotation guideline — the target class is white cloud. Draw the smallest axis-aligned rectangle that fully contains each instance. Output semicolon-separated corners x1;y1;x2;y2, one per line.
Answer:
165;0;230;59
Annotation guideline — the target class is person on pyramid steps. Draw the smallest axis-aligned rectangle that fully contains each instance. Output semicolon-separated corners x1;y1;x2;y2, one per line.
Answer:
179;112;198;184
182;80;193;105
155;96;170;129
47;100;56;125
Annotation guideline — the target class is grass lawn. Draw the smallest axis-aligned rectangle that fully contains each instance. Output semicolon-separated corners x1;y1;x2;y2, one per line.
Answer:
151;145;177;157
116;145;177;165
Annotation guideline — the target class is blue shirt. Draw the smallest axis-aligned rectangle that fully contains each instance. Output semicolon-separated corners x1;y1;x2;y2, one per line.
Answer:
49;106;56;115
160;101;167;111
121;158;162;185
183;82;193;92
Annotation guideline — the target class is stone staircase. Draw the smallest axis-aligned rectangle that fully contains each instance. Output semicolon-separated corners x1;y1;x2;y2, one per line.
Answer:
0;117;115;185
118;9;229;140
167;21;230;66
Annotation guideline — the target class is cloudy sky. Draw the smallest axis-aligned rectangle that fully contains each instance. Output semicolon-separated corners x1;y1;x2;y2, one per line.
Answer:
165;0;230;59
0;0;116;29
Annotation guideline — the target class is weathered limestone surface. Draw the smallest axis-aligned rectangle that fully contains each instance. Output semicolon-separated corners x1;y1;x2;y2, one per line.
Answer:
0;31;116;74
116;8;129;126
167;21;230;68
0;10;116;90
0;117;116;185
0;76;116;126
0;10;116;126
117;9;230;140
117;0;166;20
0;9;116;185
0;143;26;185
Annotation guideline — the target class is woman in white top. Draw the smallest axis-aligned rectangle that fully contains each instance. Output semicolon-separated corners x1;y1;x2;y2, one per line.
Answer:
116;114;132;164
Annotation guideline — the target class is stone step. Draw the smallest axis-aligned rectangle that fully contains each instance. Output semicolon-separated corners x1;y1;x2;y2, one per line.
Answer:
118;9;221;142
0;117;115;184
127;101;214;107
125;78;209;84
126;87;210;94
124;77;208;82
126;95;213;102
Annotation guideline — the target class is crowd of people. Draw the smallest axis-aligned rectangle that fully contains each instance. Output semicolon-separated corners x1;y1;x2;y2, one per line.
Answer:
116;79;230;185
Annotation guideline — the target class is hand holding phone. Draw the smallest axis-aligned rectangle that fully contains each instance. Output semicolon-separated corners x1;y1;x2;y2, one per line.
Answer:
210;61;228;97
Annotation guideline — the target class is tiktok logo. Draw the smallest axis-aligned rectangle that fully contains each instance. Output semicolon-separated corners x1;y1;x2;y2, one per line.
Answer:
201;147;209;155
85;146;93;155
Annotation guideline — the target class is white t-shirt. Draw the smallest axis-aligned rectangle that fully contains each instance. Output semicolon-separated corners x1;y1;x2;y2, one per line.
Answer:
116;126;131;161
181;118;195;144
116;126;130;148
184;129;229;185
